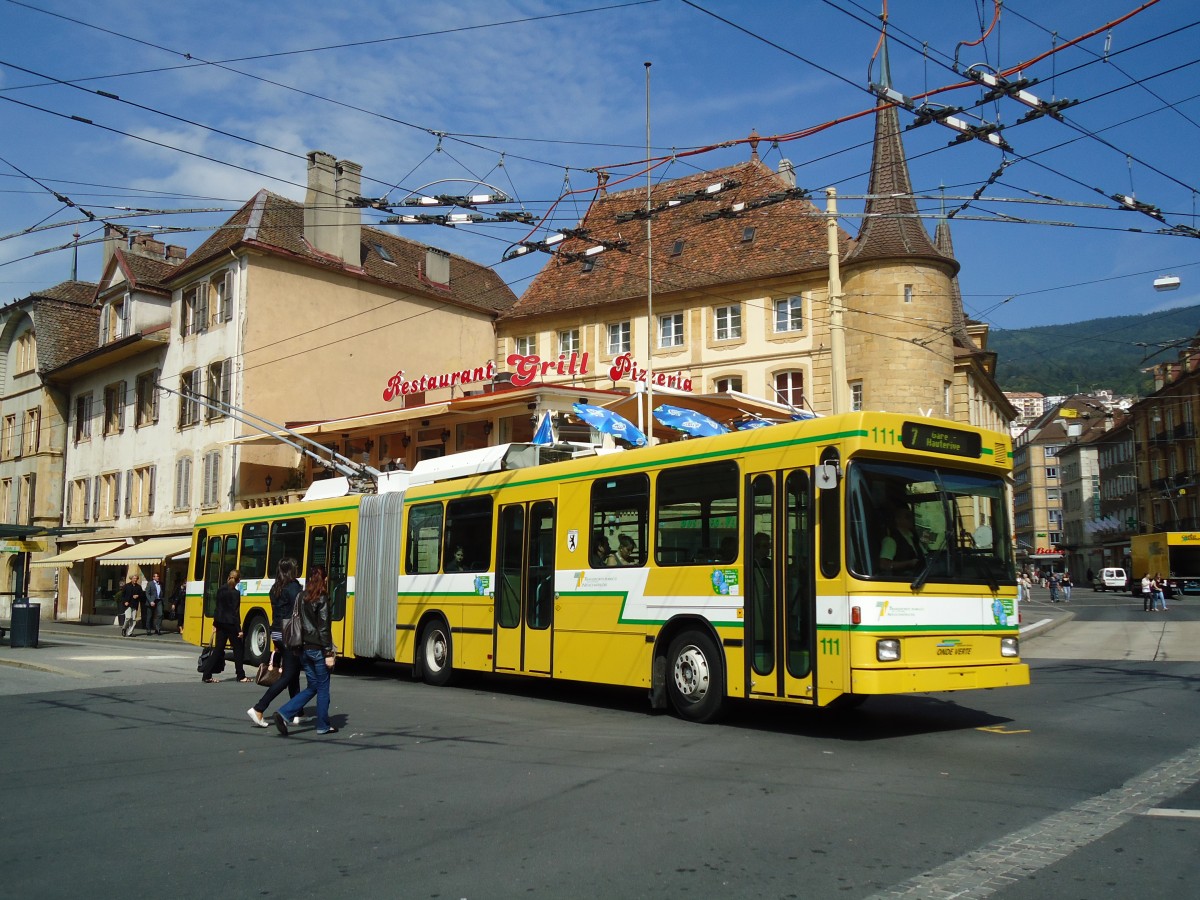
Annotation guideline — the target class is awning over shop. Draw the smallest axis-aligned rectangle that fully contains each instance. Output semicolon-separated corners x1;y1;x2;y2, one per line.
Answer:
96;536;191;566
29;540;127;568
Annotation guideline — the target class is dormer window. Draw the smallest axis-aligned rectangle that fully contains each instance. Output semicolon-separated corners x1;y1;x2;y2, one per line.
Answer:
671;240;684;256
741;227;756;243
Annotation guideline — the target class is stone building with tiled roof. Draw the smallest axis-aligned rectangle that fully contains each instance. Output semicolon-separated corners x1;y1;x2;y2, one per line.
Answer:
498;60;1014;433
0;279;98;616
38;151;518;623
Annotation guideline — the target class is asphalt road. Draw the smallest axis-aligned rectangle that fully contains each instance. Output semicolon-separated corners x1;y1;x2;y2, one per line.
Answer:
1;594;1197;900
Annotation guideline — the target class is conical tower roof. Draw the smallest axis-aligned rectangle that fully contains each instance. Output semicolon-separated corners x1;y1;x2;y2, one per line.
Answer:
934;219;976;348
845;37;954;269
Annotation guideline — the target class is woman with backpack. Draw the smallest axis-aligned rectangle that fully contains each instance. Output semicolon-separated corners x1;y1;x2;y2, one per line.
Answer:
246;557;304;727
274;564;339;736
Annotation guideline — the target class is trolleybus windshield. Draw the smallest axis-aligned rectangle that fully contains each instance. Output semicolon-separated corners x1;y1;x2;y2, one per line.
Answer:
847;459;1015;586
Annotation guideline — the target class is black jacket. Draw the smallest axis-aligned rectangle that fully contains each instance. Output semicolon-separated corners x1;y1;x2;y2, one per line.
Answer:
299;594;335;655
270;579;302;632
214;584;242;629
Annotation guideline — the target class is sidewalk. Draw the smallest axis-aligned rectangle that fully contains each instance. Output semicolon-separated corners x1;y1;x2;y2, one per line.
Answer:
1019;584;1077;640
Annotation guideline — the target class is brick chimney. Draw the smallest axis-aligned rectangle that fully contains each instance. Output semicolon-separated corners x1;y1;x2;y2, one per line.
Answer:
304;150;362;266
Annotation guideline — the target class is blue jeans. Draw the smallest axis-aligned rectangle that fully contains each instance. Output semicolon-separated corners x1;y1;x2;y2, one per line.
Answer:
279;649;332;732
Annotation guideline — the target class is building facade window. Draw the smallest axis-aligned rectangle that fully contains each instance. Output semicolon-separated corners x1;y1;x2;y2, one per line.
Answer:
23;408;39;455
773;295;803;333
174;457;192;510
181;283;208;337
558;329;579;356
774;371;805;408
1;415;14;459
14;330;36;374
659;312;684;348
944;381;952;418
135;369;160;427
18;474;35;525
850;380;864;412
714;376;742;393
904;284;913;303
128;465;156;516
714;305;741;340
100;472;121;521
179;369;202;428
514;335;536;356
201;450;222;507
206;359;232;419
103;381;126;435
607;321;631;355
0;479;10;521
74;393;93;443
211;270;234;326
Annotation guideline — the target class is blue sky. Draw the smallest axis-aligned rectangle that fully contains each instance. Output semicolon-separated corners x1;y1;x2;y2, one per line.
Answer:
1;0;1198;332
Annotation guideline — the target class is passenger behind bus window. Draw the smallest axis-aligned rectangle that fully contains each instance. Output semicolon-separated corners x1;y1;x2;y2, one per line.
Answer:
445;544;466;573
594;535;616;568
614;534;638;566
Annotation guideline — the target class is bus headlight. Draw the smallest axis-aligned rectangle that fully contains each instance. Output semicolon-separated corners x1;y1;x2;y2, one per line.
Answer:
877;639;901;662
1001;637;1019;657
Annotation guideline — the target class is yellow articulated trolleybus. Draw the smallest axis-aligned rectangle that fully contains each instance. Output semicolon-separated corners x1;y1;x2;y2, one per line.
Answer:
185;410;1028;722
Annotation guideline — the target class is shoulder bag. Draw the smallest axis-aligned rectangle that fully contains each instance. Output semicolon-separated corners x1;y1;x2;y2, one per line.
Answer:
255;650;283;687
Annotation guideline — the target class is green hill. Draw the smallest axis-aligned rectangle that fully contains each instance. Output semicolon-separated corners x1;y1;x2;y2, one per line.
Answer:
989;305;1200;397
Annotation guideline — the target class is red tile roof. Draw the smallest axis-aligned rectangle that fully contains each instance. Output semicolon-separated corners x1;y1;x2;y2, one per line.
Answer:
179;191;516;315
18;281;101;370
505;159;852;320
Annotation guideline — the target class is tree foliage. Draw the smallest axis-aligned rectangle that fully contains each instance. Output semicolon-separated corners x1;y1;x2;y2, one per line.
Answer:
991;305;1200;397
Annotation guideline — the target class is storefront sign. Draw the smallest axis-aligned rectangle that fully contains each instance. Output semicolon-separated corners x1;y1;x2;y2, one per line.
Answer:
0;540;44;553
383;361;496;401
608;353;693;392
507;352;590;387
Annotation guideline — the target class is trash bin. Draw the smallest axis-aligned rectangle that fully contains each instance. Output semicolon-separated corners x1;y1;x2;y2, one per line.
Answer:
10;602;40;648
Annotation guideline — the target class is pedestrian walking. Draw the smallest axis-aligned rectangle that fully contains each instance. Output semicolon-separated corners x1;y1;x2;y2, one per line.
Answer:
246;557;304;727
120;574;146;636
274;565;339;737
201;569;251;683
1061;572;1072;602
144;572;164;635
171;579;186;633
1048;572;1060;603
1153;573;1169;611
1142;573;1153;612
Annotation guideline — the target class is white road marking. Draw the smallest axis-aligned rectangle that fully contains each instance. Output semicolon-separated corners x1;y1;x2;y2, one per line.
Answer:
65;654;192;661
1142;807;1200;819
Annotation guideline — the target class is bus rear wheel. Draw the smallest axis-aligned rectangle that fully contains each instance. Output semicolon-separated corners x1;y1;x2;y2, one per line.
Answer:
244;612;270;666
666;630;725;723
419;619;453;686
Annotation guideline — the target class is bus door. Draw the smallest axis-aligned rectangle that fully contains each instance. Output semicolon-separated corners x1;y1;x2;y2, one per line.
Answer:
201;532;239;636
307;523;352;656
494;500;556;675
745;470;814;702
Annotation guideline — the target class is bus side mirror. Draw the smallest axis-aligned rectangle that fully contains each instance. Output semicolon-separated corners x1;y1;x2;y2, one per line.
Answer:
815;463;839;490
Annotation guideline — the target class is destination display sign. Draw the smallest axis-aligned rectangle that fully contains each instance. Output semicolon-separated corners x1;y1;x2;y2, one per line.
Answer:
901;421;982;458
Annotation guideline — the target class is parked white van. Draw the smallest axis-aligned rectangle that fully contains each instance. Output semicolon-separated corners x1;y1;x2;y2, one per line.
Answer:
1093;567;1128;591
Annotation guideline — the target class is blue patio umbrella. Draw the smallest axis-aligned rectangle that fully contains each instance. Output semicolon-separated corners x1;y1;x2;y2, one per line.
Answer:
531;411;555;445
734;417;777;431
571;402;647;447
652;403;729;438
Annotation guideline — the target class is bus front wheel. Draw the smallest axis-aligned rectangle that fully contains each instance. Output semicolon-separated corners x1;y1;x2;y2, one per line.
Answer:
419;619;453;686
666;630;725;723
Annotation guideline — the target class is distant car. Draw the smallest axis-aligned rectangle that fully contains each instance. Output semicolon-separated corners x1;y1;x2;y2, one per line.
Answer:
1093;567;1128;592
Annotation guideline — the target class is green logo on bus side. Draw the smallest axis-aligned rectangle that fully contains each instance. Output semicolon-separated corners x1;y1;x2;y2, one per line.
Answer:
710;568;739;595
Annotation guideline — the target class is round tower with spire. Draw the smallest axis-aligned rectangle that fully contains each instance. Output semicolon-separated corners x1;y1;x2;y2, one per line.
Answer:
841;35;959;416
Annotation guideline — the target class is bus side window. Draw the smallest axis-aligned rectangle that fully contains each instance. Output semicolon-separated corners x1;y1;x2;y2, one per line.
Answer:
193;528;208;582
406;503;443;575
267;518;306;577
240;522;268;579
655;460;738;566
590;474;649;568
308;526;329;571
329;524;350;622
